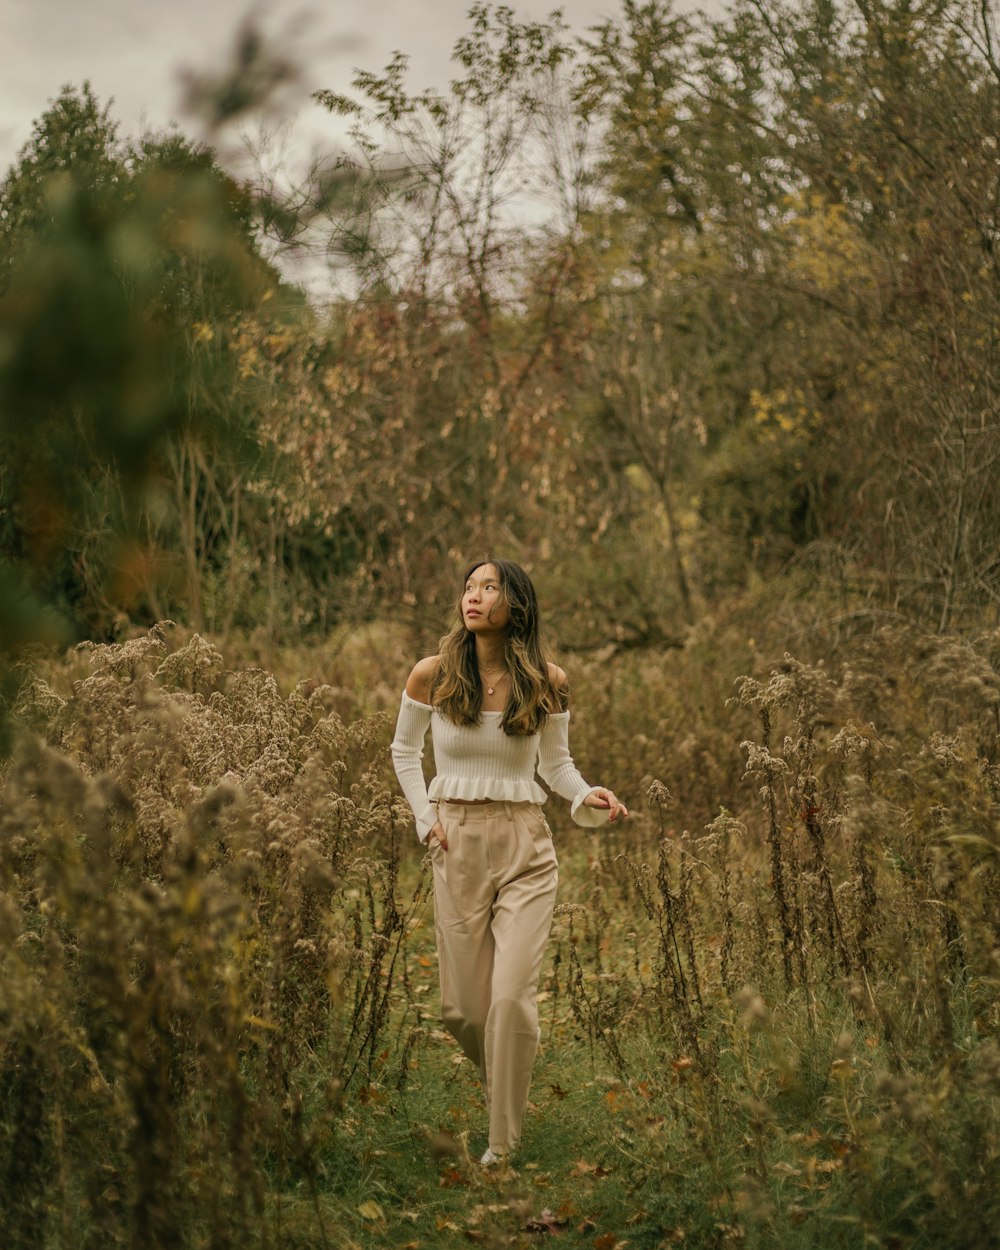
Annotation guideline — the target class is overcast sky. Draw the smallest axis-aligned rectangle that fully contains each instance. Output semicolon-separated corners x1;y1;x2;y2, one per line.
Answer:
0;0;718;176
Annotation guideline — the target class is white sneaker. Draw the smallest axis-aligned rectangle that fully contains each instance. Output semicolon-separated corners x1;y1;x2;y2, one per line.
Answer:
480;1147;505;1167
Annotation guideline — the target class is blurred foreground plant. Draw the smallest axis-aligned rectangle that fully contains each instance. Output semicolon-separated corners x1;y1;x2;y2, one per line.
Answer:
0;625;428;1250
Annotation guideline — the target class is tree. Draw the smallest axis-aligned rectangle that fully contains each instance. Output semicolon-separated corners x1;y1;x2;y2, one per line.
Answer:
573;0;1000;627
305;3;597;613
0;84;282;675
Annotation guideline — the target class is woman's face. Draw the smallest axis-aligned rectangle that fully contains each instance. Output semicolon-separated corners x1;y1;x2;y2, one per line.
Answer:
462;563;510;633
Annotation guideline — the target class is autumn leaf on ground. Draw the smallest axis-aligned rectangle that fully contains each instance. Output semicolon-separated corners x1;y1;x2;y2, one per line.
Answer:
468;1202;510;1224
549;1083;569;1098
570;1159;614;1178
525;1207;569;1234
358;1199;385;1221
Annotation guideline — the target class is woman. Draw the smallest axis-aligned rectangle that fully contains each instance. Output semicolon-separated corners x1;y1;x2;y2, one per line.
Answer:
391;558;627;1166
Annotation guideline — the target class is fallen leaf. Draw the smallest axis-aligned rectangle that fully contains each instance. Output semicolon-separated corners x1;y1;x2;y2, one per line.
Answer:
549;1083;570;1099
525;1208;570;1234
358;1200;385;1221
571;1159;615;1179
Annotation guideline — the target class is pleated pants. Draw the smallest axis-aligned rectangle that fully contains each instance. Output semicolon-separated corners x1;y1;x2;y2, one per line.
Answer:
431;799;559;1155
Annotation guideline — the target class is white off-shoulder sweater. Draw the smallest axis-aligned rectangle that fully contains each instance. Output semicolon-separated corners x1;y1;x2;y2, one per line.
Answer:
390;692;610;841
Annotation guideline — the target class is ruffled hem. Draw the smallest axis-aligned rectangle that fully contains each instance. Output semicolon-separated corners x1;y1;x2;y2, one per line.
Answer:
428;775;548;804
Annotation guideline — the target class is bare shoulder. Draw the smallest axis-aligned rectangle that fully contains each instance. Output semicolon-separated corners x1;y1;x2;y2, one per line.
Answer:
405;655;440;703
546;661;568;688
546;661;570;710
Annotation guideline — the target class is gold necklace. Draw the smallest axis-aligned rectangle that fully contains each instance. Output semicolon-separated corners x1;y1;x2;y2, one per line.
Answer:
478;665;508;696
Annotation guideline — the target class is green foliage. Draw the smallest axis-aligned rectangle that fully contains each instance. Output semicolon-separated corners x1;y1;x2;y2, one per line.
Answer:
0;84;282;661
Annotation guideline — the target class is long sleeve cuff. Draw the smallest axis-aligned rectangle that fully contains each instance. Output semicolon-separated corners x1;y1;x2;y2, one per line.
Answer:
570;786;612;828
390;692;438;841
537;712;611;828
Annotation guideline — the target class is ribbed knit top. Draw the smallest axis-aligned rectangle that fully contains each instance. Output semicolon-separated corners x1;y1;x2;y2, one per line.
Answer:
391;691;610;841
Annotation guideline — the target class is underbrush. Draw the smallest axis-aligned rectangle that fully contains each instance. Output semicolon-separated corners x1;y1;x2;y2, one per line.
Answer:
1;619;997;1248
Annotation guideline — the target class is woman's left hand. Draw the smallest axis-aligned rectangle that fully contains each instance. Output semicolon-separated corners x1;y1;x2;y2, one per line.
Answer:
584;788;628;821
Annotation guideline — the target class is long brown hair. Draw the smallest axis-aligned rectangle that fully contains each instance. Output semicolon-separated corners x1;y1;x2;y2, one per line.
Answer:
430;558;566;736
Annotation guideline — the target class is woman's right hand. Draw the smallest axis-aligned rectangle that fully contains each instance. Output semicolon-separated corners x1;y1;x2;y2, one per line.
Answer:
428;818;448;851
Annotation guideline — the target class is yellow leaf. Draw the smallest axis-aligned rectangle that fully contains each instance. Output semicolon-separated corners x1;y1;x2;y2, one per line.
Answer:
358;1200;385;1221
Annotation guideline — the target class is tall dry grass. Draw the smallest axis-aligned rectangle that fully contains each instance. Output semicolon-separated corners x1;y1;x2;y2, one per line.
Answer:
1;619;998;1248
547;625;1000;1246
1;624;426;1249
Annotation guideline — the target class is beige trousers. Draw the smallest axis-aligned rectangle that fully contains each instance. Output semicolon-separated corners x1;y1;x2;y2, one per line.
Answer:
431;800;558;1155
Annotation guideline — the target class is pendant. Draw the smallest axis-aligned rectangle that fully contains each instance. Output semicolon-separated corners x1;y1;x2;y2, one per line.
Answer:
487;686;495;695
